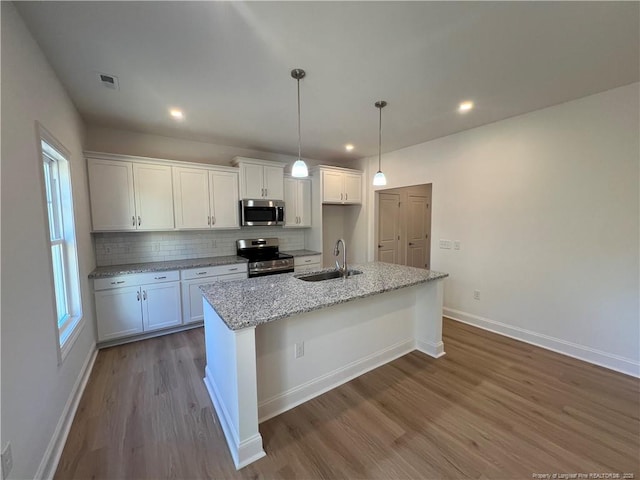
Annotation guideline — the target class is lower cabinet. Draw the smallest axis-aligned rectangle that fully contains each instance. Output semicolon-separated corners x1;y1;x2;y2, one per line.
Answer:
294;255;322;273
181;264;248;324
94;271;181;343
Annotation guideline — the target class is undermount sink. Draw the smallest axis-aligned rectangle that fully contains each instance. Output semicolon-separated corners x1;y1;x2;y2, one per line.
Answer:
296;269;362;282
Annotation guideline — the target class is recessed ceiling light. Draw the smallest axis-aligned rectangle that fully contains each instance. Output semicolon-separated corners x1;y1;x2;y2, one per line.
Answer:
345;144;354;152
458;101;474;113
170;109;184;119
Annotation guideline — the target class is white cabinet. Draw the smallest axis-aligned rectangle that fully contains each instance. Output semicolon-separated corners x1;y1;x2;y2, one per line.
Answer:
94;271;181;342
180;263;248;324
232;157;285;200
173;167;239;229
284;177;311;227
294;255;322;273
317;167;363;205
88;157;174;231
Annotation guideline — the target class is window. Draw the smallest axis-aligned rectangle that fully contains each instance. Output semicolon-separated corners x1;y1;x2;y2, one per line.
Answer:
40;132;83;360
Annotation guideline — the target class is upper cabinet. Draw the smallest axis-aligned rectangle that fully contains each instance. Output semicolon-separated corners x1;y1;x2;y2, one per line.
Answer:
232;157;284;200
173;167;239;230
88;157;174;231
313;166;363;205
284;177;311;227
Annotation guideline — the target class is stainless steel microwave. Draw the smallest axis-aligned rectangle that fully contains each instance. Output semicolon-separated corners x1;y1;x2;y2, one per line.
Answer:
240;199;285;226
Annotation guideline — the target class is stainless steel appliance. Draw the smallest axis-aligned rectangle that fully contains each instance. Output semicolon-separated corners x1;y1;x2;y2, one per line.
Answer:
240;199;285;226
237;238;294;277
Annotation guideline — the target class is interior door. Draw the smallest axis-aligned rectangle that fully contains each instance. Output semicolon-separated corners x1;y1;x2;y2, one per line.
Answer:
378;193;400;264
407;195;429;269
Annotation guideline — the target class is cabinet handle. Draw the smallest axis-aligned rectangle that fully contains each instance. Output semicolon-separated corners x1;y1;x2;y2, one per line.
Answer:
207;216;211;225
196;271;208;275
154;276;167;280
212;217;215;225
304;259;311;263
137;291;140;301
261;188;264;197
265;188;268;197
110;280;125;285
228;267;238;271
340;193;343;201
142;290;147;300
138;216;141;226
132;216;136;226
345;193;348;201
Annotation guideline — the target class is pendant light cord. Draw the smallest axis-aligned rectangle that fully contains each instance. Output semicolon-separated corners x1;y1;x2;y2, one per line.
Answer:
378;104;382;171
297;78;302;160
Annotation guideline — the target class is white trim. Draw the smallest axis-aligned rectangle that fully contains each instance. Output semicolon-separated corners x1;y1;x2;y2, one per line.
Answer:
35;345;98;480
85;151;240;173
415;339;446;358
258;338;415;423
443;308;640;378
203;366;266;469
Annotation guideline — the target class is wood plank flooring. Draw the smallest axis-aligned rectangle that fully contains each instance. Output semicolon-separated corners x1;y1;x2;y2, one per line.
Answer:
55;319;640;479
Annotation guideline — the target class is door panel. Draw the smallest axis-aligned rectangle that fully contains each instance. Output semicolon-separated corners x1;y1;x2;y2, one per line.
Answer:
88;159;136;231
242;163;264;199
322;171;343;203
343;173;362;204
133;163;174;230
378;193;400;264
95;286;142;342
173;167;210;229
407;195;428;269
210;171;239;228
297;179;311;226
283;178;297;226
263;166;284;200
142;281;182;332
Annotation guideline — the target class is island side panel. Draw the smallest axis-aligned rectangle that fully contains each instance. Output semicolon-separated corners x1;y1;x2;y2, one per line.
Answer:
414;278;446;357
202;301;265;469
255;285;419;422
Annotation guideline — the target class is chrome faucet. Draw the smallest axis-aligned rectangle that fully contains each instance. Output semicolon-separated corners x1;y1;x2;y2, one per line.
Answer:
334;238;347;278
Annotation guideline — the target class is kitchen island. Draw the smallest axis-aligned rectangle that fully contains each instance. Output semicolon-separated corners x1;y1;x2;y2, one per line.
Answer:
201;262;448;469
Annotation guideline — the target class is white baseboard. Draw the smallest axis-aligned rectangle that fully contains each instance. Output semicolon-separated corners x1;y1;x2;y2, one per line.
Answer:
415;339;446;358
444;308;640;378
35;345;98;479
258;338;415;423
203;366;265;470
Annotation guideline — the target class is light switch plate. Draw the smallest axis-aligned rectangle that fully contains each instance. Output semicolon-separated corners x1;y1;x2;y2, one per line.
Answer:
439;239;452;249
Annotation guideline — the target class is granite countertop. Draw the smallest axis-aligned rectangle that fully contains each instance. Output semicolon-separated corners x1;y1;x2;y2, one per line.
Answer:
88;255;248;279
281;249;322;257
200;262;448;330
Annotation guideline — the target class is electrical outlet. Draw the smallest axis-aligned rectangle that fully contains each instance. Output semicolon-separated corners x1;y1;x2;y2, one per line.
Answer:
294;342;304;359
105;246;111;254
453;240;461;250
473;290;481;301
2;442;13;479
439;239;452;249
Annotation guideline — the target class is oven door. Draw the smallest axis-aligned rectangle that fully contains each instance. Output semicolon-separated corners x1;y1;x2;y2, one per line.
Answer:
241;200;285;226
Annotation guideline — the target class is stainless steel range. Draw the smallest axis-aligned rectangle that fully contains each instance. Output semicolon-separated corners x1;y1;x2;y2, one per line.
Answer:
237;238;294;278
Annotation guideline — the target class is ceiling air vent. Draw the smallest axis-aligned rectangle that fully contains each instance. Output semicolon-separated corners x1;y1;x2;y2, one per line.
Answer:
98;73;119;90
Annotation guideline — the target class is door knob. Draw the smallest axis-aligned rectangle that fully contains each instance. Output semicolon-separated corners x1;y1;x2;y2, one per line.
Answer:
409;242;414;246
378;244;383;248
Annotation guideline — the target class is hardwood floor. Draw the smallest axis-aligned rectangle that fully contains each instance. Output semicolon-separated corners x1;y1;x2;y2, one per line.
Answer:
55;319;640;479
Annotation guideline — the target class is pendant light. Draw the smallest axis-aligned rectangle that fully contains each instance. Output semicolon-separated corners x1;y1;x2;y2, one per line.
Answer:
372;100;388;186
291;68;309;178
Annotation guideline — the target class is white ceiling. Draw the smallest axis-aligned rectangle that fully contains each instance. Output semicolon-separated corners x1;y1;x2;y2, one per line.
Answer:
16;1;640;162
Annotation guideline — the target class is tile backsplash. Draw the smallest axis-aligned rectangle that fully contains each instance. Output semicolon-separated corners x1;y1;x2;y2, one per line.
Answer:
94;227;305;266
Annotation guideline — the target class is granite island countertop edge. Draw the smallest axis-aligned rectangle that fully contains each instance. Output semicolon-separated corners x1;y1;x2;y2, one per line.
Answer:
201;262;448;331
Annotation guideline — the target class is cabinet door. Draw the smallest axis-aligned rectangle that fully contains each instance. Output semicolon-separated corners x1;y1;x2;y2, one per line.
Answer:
343;173;362;204
210;171;240;229
182;272;247;324
88;159;136;231
95;286;143;342
294;255;321;273
241;163;265;199
142;281;182;332
173;167;210;229
322;171;344;203
133;163;175;230
263;165;284;200
297;179;312;226
283;178;298;227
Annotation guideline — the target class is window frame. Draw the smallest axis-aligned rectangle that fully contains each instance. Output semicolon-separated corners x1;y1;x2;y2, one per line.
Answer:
37;124;84;363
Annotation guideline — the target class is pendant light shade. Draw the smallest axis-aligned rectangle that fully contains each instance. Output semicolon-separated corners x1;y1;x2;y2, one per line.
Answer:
291;68;309;178
373;100;387;186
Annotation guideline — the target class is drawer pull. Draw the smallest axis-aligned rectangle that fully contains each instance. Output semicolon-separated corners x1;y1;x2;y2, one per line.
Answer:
196;271;208;275
154;276;167;280
228;268;238;271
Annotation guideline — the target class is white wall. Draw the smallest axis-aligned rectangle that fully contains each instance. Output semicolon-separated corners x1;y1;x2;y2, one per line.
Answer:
363;83;640;376
1;3;97;478
85;124;351;170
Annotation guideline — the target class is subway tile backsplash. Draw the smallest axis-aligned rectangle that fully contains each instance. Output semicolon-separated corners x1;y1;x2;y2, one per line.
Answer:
94;227;305;266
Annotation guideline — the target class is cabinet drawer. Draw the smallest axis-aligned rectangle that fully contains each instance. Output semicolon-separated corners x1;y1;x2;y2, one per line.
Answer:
294;255;321;267
181;263;247;280
94;270;180;290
